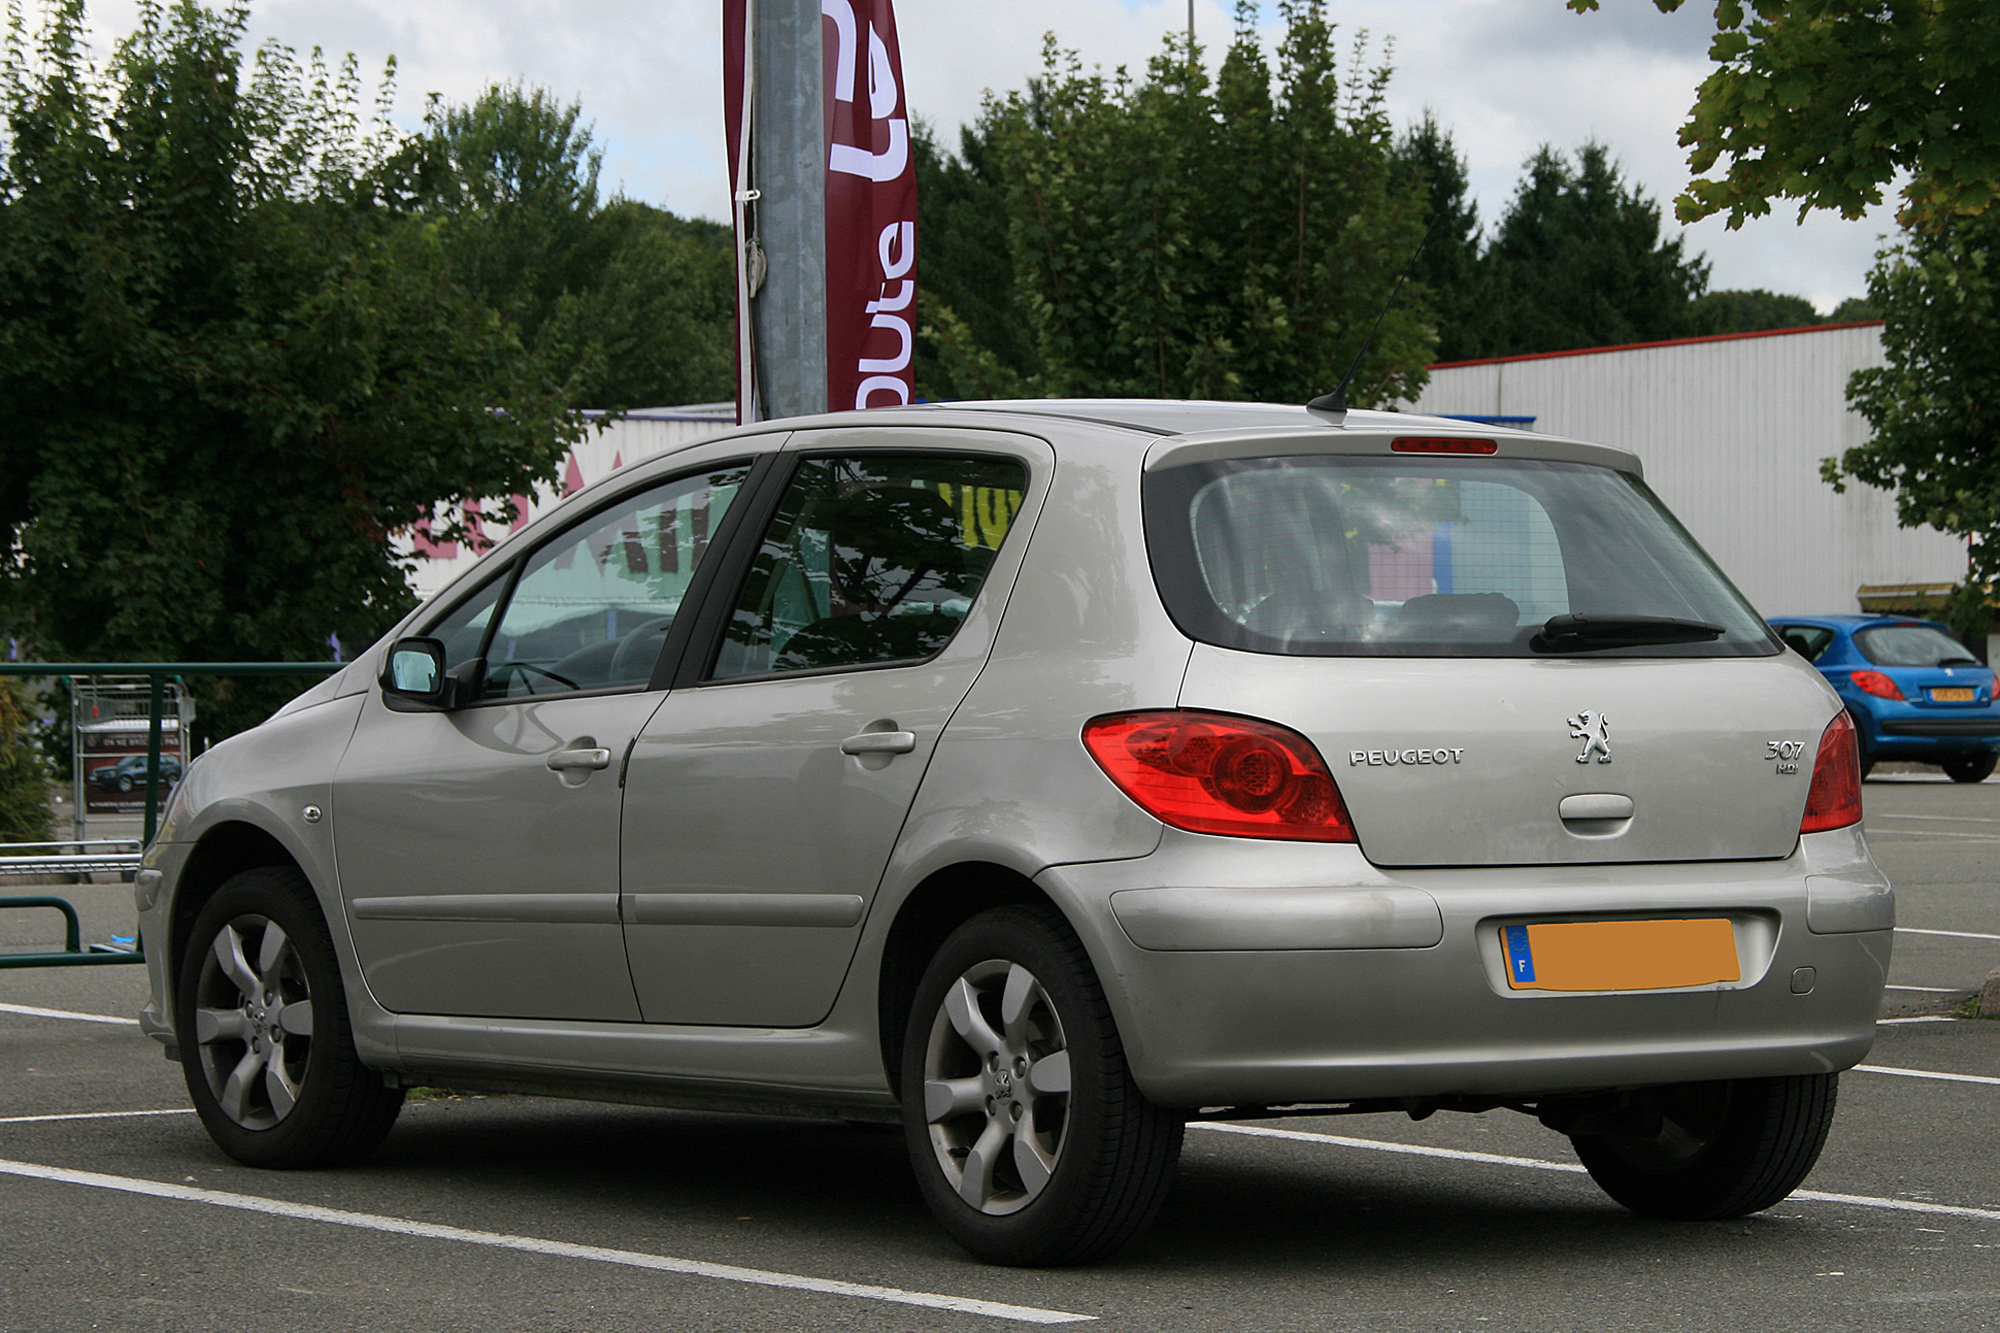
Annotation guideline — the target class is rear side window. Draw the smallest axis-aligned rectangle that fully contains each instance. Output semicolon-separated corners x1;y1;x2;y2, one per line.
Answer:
1777;625;1835;662
711;453;1028;679
1855;625;1979;668
1145;455;1777;658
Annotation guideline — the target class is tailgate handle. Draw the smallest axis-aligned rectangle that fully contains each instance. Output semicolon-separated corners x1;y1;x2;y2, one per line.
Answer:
1559;793;1634;821
841;731;916;756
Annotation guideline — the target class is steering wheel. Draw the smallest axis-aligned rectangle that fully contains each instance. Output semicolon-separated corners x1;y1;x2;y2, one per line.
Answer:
610;615;678;683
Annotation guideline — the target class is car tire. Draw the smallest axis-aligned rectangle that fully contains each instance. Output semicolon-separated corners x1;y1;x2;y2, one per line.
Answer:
900;903;1183;1266
176;866;404;1168
1570;1074;1837;1220
1941;753;1997;784
116;774;133;793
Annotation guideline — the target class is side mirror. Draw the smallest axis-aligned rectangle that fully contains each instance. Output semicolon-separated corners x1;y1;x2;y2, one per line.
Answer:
382;637;450;707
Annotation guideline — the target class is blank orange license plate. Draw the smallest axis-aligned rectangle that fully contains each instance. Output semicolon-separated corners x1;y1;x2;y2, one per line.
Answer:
1931;687;1976;702
1503;918;1740;991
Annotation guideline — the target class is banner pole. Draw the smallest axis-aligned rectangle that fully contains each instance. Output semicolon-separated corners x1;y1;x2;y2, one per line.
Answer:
732;0;760;425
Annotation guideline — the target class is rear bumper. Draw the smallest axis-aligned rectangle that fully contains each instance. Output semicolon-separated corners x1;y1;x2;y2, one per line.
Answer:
1041;826;1889;1108
1875;718;2000;740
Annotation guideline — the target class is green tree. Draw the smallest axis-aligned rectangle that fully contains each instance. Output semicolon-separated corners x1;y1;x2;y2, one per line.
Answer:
0;678;51;844
1569;0;2000;227
912;119;1036;401
1389;113;1486;363
418;85;735;409
543;201;735;409
1482;142;1709;354
0;0;587;738
1688;287;1823;335
1828;212;2000;630
983;1;1433;406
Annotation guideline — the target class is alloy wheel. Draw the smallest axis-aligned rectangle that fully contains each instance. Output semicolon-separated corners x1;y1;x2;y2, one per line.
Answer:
921;958;1073;1215
191;914;315;1130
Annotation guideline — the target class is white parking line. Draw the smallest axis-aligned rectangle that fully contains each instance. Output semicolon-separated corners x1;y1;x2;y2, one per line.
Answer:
1858;1064;2000;1087
1864;808;2000;820
1878;1017;1957;1025
0;1109;193;1126
0;1002;139;1026
1896;927;2000;942
1192;1123;2000;1222
1886;985;1961;992
0;1159;1092;1325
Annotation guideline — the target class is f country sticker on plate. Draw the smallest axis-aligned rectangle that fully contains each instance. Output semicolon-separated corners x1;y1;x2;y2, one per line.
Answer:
1503;918;1741;992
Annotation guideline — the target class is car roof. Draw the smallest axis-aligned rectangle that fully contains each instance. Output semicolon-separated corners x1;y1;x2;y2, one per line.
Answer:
1768;614;1951;632
643;399;1642;476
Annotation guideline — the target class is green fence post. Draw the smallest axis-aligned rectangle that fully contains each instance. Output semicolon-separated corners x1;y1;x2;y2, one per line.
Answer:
143;672;165;845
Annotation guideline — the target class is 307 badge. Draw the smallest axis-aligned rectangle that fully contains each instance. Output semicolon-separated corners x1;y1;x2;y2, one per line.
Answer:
1766;739;1805;775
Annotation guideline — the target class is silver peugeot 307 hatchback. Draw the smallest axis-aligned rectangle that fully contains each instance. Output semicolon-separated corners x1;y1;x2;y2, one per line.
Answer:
135;401;1888;1265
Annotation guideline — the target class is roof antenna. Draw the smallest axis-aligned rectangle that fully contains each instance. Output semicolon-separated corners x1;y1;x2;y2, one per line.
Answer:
1307;212;1442;427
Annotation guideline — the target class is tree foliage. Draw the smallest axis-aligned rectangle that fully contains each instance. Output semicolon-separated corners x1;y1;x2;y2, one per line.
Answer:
1480;142;1709;355
1830;211;2000;628
0;1;588;734
1689;287;1822;335
1571;0;2000;227
0;677;51;843
972;1;1434;407
911;120;1034;402
1389;114;1484;364
416;84;735;410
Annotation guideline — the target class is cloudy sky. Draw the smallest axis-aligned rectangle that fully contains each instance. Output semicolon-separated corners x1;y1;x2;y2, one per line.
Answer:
42;0;1895;313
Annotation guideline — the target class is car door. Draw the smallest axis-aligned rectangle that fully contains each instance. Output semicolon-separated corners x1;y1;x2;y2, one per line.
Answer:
620;432;1048;1026
332;458;759;1021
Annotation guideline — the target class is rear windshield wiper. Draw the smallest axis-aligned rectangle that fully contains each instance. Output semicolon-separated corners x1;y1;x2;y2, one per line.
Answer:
1531;613;1726;653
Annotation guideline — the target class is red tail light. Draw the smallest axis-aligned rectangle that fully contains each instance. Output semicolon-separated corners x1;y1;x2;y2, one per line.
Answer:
1850;669;1903;700
1082;711;1357;842
1800;712;1863;833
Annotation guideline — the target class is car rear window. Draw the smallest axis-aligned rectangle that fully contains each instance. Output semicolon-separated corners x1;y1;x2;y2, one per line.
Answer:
1144;455;1777;658
1854;625;1980;668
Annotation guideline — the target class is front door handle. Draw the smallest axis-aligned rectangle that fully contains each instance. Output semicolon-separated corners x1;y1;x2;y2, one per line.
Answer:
840;731;916;756
547;747;614;772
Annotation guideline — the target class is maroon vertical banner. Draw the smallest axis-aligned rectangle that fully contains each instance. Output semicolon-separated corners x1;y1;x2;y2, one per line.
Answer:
822;0;917;410
722;0;755;424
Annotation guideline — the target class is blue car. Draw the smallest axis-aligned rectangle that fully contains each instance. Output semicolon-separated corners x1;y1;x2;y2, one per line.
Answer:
1768;614;2000;782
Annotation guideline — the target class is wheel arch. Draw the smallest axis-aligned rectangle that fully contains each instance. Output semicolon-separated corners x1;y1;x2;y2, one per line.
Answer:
170;821;308;986
876;861;1060;1092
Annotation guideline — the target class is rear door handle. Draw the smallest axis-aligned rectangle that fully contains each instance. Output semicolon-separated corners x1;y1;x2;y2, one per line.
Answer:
547;747;614;772
840;731;916;756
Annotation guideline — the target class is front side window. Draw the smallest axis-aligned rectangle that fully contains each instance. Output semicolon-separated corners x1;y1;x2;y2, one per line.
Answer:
420;465;750;699
1855;624;1979;668
1146;455;1777;658
711;453;1029;679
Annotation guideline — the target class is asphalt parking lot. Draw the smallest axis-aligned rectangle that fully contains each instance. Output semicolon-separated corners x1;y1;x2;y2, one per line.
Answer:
3;774;1996;1332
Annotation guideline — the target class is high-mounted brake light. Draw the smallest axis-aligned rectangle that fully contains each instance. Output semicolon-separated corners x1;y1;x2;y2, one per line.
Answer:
1391;437;1497;455
1850;669;1903;700
1082;711;1357;842
1800;711;1863;833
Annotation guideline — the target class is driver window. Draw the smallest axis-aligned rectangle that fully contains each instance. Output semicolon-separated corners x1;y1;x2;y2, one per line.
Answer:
478;465;750;699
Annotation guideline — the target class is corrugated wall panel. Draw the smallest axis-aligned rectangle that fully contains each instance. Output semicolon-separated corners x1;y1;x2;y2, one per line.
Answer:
1408;326;1963;615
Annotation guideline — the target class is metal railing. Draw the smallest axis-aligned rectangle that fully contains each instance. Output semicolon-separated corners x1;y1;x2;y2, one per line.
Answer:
0;661;343;968
0;838;143;878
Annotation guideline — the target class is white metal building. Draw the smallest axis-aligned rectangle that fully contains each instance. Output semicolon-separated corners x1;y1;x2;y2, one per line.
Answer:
1405;322;1964;618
